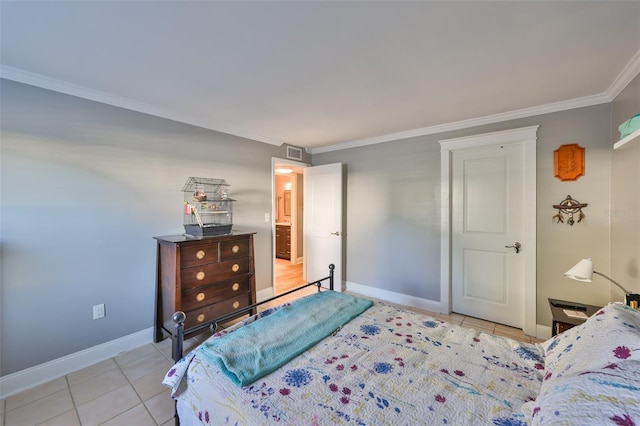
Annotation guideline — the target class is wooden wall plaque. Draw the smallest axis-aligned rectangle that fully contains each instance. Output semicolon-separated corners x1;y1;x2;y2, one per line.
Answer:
554;144;585;181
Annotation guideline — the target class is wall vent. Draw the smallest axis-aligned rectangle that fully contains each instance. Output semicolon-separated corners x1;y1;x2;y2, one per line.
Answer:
286;145;303;161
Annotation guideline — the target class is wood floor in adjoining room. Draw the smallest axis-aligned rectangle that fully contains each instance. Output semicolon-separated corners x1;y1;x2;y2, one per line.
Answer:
275;258;305;294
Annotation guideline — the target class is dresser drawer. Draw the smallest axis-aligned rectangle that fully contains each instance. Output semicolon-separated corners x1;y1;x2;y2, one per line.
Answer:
154;232;256;343
220;239;250;260
180;257;250;289
181;275;251;311
183;293;252;329
180;243;219;268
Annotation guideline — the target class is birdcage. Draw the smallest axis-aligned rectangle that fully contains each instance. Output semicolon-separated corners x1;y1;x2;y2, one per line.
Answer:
182;177;234;236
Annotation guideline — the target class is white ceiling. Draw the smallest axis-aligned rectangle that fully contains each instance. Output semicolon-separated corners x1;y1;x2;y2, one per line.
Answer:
1;1;639;153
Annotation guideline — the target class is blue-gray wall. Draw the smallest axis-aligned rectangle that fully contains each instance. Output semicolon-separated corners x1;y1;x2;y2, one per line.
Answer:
0;79;289;375
313;104;615;328
611;74;640;298
1;75;634;379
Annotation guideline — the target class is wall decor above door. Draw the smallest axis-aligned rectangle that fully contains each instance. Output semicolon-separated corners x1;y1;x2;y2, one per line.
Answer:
554;143;585;181
552;195;588;226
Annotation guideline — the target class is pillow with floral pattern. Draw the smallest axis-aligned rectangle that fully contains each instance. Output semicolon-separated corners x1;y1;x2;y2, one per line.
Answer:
542;303;640;379
523;359;640;424
521;303;640;424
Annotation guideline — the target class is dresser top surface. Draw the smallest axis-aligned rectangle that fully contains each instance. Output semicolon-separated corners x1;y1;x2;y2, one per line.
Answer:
154;231;255;243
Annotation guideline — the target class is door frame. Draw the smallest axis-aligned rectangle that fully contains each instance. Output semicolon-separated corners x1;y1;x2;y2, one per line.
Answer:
272;157;309;295
439;126;538;336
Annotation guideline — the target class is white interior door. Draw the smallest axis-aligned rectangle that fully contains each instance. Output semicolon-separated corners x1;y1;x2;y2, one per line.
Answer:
451;144;524;327
441;126;537;335
304;163;343;291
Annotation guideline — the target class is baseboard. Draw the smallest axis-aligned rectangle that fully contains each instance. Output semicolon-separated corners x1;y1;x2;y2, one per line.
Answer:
0;327;154;399
257;286;275;303
346;281;441;313
0;298;552;400
536;324;552;341
346;281;553;341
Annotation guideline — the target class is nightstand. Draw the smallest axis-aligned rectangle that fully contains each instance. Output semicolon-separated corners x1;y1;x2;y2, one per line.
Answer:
548;298;602;336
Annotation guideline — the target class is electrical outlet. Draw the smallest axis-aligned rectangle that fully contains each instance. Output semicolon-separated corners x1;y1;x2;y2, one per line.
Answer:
93;303;105;320
264;212;270;222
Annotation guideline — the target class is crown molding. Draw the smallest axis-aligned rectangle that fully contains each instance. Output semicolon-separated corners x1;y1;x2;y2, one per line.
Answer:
4;46;639;155
0;65;284;146
311;47;640;154
606;49;640;101
439;125;540;152
310;93;611;154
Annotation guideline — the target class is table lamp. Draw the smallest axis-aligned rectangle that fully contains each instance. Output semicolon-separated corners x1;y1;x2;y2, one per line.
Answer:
564;258;638;307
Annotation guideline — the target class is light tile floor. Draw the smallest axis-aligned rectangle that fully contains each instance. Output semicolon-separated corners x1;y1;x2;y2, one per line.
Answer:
1;288;543;425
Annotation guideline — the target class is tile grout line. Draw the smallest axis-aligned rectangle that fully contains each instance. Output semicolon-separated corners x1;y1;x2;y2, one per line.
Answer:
64;374;82;426
111;349;167;426
3;378;70;422
66;360;124;425
64;349;166;426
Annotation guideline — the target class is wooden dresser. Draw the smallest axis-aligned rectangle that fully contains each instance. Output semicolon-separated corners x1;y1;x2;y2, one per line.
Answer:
153;232;256;342
275;224;291;260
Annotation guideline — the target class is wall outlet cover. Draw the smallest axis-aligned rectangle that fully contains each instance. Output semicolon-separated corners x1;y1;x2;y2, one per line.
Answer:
93;304;105;320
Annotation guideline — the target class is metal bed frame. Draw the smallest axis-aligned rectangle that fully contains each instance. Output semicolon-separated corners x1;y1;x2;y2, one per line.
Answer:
169;264;335;425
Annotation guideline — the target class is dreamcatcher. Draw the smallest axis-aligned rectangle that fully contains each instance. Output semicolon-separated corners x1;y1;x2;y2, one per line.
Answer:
552;195;588;226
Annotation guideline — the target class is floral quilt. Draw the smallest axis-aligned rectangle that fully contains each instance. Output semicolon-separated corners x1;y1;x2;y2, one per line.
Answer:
164;295;545;425
522;302;640;425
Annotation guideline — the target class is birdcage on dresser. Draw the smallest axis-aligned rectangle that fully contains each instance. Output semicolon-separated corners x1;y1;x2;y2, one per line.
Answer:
182;177;234;236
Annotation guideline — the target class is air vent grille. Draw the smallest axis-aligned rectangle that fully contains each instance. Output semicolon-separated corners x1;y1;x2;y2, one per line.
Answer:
286;145;303;161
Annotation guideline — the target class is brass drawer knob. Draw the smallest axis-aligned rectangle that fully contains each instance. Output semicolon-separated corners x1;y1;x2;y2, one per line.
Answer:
232;263;240;272
232;245;240;253
196;292;205;302
233;301;240;309
196;250;206;260
197;314;205;322
196;271;205;281
232;282;240;291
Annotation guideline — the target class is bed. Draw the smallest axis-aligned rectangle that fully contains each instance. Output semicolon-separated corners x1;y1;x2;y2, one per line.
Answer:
163;267;640;425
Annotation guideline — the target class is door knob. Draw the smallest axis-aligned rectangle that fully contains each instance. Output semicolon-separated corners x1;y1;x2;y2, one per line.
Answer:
505;242;521;253
331;231;340;236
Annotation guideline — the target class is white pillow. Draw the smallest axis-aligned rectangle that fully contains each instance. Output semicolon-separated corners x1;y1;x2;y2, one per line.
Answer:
522;303;640;424
542;303;640;377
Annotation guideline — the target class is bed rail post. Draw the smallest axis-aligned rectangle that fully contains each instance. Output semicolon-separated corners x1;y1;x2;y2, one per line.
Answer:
329;264;334;291
172;311;186;362
172;312;186;426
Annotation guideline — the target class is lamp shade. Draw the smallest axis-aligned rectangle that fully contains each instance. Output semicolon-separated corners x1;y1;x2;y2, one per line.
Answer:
564;258;594;282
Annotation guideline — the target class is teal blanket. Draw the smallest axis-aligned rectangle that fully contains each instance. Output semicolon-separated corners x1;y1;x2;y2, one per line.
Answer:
619;113;640;138
198;291;373;386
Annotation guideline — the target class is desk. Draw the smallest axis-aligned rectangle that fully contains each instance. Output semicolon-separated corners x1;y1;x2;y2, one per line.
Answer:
548;298;602;336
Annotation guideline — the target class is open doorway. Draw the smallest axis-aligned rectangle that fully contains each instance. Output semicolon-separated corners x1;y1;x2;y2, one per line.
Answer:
273;159;307;295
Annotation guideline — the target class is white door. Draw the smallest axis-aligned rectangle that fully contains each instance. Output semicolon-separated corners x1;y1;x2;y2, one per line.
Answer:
304;163;343;291
451;143;524;327
441;127;537;334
